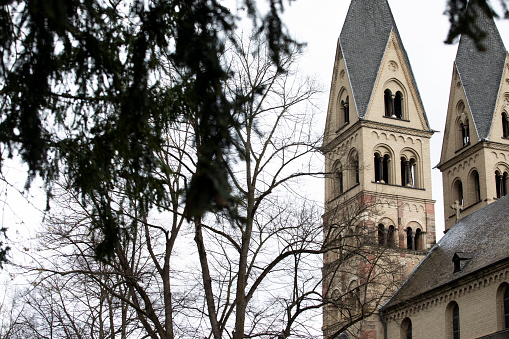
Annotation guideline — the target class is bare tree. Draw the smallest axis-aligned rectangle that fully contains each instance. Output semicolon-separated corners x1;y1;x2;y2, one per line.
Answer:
2;34;403;339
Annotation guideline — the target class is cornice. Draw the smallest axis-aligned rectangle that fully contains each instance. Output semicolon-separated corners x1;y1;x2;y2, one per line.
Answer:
382;259;509;321
437;140;509;171
324;190;435;219
322;120;434;154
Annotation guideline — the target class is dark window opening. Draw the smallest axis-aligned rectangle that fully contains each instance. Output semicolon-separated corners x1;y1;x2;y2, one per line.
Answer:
496;171;508;198
460;121;470;147
503;113;509;138
414;228;422;250
406;227;413;250
378;224;385;246
387;226;395;248
453;180;464;206
395;91;403;119
453;252;472;273
453;303;460;339
504;286;509;329
374;153;389;184
406;320;412;339
474;171;481;203
401;158;416;187
384;89;393;117
338;170;343;194
344;96;350;124
354;158;359;184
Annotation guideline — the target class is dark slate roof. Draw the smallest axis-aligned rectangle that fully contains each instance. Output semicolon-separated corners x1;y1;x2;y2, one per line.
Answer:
455;4;507;140
339;0;429;127
383;195;509;310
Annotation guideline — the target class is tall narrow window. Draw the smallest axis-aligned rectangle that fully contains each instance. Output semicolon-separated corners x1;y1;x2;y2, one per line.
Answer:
452;303;460;339
375;154;381;182
344;96;350;124
406;227;413;250
354;158;359;184
394;91;403;119
387;225;395;248
503;112;509;138
401;318;412;339
496;171;508;198
378;224;385;246
414;228;422;250
504;285;509;329
401;158;416;187
474;171;481;203
453;180;464;206
460;121;470;147
334;167;343;196
375;153;389;183
339;170;343;194
384;89;393;117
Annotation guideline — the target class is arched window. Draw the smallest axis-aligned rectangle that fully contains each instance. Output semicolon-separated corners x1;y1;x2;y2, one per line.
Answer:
401;157;416;187
378;224;385;246
446;301;460;339
453;303;460;339
350;152;359;185
406;227;413;250
460;120;470;147
401;318;412;339
343;96;350;125
502;112;509;138
333;163;343;196
457;103;469;148
394;91;403;119
387;225;395;248
374;153;390;184
453;179;464;207
496;170;508;198
414;228;423;250
347;281;361;313
384;89;393;117
504;285;509;328
471;170;481;204
496;283;509;330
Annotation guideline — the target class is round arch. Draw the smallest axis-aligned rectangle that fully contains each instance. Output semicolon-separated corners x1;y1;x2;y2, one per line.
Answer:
383;78;408;120
400;148;422;188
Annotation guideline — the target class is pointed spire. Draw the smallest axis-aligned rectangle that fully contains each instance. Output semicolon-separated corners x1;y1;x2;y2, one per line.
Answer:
339;0;425;122
455;3;507;140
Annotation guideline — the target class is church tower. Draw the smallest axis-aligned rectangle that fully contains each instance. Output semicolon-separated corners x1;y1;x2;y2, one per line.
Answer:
437;4;509;231
322;1;436;338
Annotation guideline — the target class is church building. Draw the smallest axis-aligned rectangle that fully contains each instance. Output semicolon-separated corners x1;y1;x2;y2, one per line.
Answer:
322;0;509;338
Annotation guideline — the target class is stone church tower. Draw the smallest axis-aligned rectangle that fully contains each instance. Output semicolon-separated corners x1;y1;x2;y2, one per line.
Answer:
437;4;509;231
322;0;436;338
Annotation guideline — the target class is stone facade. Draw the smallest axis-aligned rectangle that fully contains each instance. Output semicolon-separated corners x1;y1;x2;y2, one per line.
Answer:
437;3;509;231
323;1;509;339
384;263;509;339
322;1;436;338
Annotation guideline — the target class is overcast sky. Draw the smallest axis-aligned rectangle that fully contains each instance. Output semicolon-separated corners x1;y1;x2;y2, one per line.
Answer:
280;0;509;238
3;0;509;253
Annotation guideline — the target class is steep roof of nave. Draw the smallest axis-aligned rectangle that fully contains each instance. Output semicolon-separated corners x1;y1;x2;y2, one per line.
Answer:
455;3;508;140
339;0;427;125
382;194;509;310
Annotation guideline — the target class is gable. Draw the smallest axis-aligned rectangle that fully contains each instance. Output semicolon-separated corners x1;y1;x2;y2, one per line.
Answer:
454;3;507;140
364;30;429;131
439;65;479;165
339;0;395;119
323;41;359;146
